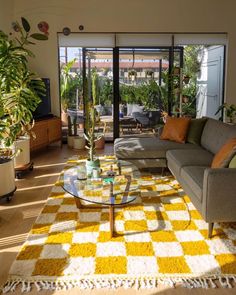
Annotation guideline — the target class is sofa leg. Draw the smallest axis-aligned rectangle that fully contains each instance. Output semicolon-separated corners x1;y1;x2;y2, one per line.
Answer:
161;167;165;176
208;222;214;238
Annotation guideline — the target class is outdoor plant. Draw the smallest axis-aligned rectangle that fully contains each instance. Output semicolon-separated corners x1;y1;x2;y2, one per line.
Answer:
215;103;236;123
60;59;83;111
145;70;154;78
128;69;137;80
0;17;48;154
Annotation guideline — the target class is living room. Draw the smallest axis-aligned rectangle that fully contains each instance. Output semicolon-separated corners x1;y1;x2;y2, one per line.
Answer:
0;0;236;294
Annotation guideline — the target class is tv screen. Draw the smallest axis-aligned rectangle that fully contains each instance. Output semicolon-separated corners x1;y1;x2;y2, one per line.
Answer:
33;78;51;119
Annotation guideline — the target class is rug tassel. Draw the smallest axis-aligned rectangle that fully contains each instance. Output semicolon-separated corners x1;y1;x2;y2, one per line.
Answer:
1;276;236;292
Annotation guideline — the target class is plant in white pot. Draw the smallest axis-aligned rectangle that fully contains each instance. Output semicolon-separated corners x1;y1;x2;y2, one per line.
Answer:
0;18;48;198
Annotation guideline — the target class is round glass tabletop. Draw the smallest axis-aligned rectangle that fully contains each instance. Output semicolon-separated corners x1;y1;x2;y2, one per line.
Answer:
59;159;140;206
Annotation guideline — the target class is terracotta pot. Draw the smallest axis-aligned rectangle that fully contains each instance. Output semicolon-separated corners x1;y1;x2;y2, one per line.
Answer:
95;136;105;149
182;96;189;103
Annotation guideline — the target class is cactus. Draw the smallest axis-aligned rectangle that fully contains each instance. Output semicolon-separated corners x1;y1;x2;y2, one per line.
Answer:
84;74;102;161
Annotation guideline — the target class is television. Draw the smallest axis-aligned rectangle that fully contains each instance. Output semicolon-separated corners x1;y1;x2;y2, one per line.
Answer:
33;78;52;119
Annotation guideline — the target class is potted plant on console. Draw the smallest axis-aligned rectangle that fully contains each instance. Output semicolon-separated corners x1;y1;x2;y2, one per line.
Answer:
0;18;48;199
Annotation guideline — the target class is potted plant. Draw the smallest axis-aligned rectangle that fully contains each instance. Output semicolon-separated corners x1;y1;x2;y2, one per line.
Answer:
215;103;236;123
145;70;154;79
0;18;48;198
128;69;137;81
84;76;102;176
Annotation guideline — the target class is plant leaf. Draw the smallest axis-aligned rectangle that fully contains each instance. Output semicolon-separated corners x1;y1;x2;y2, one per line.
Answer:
30;33;48;40
21;17;31;32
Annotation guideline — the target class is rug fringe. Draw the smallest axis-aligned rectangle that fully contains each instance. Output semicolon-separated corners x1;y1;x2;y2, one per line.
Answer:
2;276;236;292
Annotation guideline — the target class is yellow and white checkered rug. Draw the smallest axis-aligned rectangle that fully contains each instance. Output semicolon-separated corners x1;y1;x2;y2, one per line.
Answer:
3;156;236;292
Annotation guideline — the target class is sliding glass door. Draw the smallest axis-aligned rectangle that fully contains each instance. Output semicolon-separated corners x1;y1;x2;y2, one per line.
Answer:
118;47;183;138
83;48;114;141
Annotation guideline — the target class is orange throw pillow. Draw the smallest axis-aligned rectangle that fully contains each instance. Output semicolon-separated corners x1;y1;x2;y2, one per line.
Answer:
160;117;191;143
211;138;236;168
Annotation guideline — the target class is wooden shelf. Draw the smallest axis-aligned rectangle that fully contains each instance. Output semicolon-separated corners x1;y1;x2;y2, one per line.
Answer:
30;117;62;151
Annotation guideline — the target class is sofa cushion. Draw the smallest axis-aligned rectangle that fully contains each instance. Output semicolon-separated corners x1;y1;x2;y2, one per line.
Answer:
229;155;236;168
166;149;214;175
211;138;236;168
201;118;236;154
160;117;191;143
114;137;201;160
180;166;206;202
187;118;207;145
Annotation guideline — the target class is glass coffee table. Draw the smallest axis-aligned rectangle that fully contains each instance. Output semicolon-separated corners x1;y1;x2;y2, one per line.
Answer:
60;158;140;237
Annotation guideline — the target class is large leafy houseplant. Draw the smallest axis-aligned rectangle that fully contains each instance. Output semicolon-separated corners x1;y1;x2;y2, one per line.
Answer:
0;17;48;156
0;17;48;198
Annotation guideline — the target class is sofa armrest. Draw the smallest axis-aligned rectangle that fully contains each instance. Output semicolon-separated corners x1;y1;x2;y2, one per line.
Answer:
202;168;236;222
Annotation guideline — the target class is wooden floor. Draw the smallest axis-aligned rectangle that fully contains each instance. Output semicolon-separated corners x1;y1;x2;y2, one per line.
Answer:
0;144;235;295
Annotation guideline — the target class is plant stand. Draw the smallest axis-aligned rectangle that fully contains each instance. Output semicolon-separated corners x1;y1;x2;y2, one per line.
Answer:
15;161;34;179
1;187;16;202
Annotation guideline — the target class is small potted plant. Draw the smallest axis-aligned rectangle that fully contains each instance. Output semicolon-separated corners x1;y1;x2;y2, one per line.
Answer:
215;103;236;123
145;70;154;79
128;69;137;81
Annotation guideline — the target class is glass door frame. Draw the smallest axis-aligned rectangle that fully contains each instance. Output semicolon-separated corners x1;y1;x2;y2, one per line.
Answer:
82;46;184;142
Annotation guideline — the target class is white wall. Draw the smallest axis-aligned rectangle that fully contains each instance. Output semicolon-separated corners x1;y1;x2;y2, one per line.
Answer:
2;0;236;115
0;0;14;33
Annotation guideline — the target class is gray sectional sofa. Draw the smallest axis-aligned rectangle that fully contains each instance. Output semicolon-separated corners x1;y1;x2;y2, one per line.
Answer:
114;118;236;237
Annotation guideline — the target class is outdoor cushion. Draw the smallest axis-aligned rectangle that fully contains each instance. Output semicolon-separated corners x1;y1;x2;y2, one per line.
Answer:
211;138;236;168
201;118;236;154
187;118;207;145
166;149;213;175
114;137;201;160
160;117;191;143
180;166;206;202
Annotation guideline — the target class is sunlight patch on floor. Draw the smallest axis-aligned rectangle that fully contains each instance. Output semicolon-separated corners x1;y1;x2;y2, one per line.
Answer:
17;184;54;191
34;172;60;179
34;162;66;169
0;233;28;249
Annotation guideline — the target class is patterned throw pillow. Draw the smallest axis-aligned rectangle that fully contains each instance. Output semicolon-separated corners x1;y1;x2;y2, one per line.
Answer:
160;117;191;143
211;138;236;168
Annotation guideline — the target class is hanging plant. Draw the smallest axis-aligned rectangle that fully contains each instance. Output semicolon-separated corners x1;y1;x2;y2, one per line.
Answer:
128;69;137;80
145;70;154;79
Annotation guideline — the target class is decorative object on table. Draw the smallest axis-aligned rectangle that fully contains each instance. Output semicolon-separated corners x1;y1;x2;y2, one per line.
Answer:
215;103;236;124
3;155;236;292
77;164;87;180
0;17;48;199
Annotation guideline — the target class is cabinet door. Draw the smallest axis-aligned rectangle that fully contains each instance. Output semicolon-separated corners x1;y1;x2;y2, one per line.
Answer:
48;118;61;143
30;121;48;150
